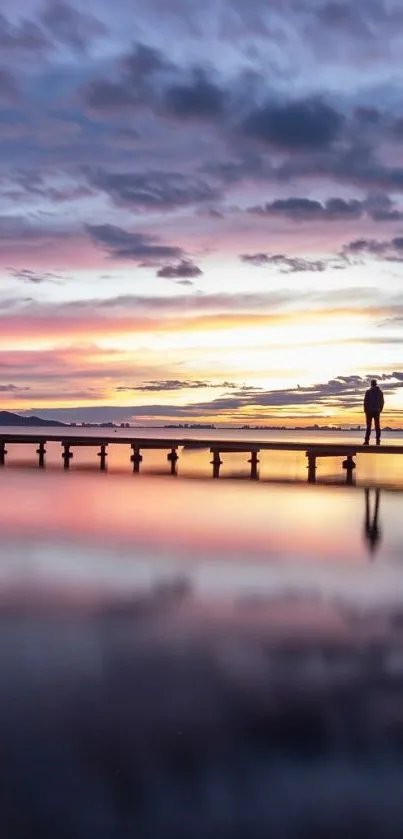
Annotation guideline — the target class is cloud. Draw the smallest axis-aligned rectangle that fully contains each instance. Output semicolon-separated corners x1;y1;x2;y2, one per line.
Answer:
343;237;403;261
87;168;219;211
0;67;19;99
83;79;141;111
117;379;237;392
249;196;364;221
154;372;403;415
316;0;403;34
122;42;172;79
0;384;30;392
0;216;74;257
157;261;203;279
0;289;325;347
0;12;48;55
365;192;403;222
8;268;64;284
39;0;106;51
248;193;403;223
242;98;343;150
83;41;170;112
22;372;403;423
240;253;332;273
276;144;403;194
163;70;225;120
86;224;185;262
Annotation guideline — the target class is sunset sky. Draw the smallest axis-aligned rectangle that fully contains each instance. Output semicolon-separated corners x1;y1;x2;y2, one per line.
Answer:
1;0;403;425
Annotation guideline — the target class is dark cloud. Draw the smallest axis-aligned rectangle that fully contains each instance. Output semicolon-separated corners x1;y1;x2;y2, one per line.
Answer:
365;193;403;222
0;384;30;392
163;70;225;120
117;379;237;392
394;118;403;137
0;67;19;99
316;0;403;33
83;80;140;111
0;12;48;54
354;107;381;125
87;168;219;210
26;372;403;422
277;144;403;195
5;172;94;204
242;98;343;150
83;41;170;112
203;152;266;186
343;237;403;261
86;224;184;262
172;372;403;414
157;261;203;279
248;193;403;223
241;253;333;273
0;216;73;250
249;196;364;221
122;42;172;79
8;268;63;284
40;0;106;51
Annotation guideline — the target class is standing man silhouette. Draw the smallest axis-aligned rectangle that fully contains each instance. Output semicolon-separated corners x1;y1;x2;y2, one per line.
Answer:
364;379;384;446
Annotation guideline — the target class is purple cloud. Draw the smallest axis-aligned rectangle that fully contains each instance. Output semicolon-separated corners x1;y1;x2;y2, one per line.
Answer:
157;260;203;279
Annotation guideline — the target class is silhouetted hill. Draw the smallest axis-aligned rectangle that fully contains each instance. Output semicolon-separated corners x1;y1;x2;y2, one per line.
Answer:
0;411;65;427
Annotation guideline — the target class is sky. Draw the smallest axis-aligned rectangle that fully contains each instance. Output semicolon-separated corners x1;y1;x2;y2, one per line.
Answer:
0;0;403;426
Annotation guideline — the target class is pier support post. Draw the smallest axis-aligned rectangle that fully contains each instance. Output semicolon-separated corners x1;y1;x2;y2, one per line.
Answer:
98;444;108;471
130;445;143;473
211;449;222;479
36;441;46;468
0;440;7;467
343;455;356;486
62;443;73;470
167;447;179;476
248;450;260;480
307;452;317;484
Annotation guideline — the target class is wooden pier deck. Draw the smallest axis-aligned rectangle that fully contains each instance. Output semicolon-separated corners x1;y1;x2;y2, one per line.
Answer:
0;432;402;483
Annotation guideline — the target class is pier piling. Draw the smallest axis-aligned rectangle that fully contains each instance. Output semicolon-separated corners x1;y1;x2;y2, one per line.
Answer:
61;443;73;470
167;448;179;476
0;441;7;466
211;449;222;479
98;444;108;471
248;450;260;480
130;445;143;473
36;442;46;468
307;452;317;483
343;455;356;485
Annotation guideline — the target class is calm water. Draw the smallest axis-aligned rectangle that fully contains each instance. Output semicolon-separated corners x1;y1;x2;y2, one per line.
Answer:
2;428;403;837
1;426;403;603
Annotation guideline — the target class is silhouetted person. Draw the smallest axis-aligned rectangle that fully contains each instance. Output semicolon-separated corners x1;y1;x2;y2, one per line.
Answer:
364;379;384;445
364;488;381;555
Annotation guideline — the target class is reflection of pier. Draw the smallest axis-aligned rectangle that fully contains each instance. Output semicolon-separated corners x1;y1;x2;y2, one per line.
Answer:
0;434;400;483
364;489;381;554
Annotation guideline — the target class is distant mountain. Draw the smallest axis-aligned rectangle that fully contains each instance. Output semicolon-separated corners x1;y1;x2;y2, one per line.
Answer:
0;411;66;427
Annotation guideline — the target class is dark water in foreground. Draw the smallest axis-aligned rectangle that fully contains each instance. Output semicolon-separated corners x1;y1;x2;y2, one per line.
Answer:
1;432;403;837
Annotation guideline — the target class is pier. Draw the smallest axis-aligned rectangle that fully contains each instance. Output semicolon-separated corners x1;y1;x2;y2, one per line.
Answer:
0;433;401;483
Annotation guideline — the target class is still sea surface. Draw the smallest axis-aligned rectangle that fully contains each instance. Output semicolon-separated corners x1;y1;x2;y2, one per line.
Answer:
1;426;403;601
2;426;403;836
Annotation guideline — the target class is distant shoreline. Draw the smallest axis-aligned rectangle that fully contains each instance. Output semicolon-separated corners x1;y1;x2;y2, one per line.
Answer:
0;409;402;433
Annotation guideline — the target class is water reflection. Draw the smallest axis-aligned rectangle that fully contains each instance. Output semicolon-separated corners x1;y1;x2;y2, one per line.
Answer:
364;489;382;556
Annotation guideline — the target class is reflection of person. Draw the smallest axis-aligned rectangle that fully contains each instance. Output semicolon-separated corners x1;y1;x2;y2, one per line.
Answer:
364;379;384;446
364;489;381;555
